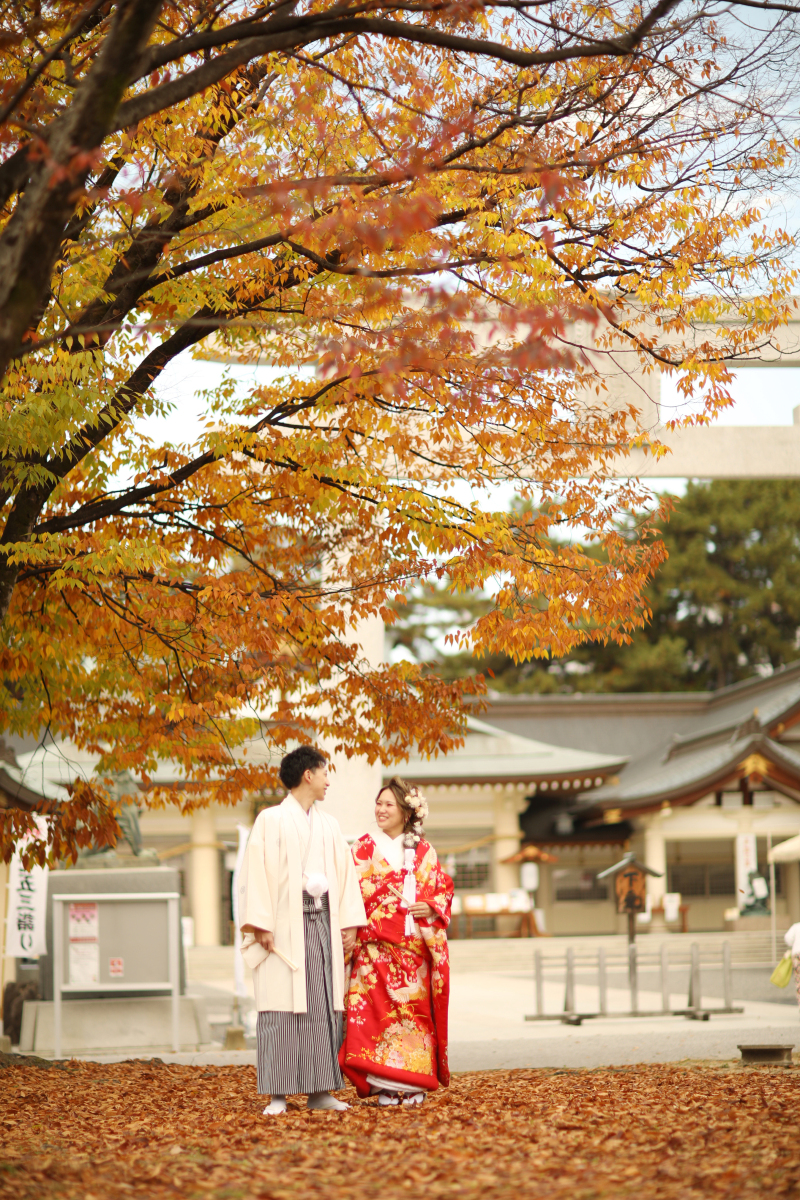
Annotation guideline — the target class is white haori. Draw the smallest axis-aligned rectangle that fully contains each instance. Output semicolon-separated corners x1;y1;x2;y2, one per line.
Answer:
238;794;366;1013
785;922;800;956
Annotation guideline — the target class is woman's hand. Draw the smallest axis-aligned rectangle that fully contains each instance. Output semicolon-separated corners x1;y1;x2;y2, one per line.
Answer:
409;901;436;921
342;927;358;954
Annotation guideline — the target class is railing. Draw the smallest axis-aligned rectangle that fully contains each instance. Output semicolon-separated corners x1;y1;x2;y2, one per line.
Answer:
526;941;744;1025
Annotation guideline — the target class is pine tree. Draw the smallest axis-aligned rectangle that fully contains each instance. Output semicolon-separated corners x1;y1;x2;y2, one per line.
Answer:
391;482;800;694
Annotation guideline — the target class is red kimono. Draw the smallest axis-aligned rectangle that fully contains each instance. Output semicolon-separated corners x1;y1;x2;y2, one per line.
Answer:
340;835;453;1097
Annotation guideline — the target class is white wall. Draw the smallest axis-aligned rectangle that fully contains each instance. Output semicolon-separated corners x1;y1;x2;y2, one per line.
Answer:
322;613;385;840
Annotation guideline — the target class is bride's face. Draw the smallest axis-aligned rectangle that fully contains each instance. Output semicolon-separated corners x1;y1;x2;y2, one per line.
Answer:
375;789;405;839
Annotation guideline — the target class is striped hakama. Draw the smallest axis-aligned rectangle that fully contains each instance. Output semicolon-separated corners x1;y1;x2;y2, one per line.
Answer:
256;892;344;1096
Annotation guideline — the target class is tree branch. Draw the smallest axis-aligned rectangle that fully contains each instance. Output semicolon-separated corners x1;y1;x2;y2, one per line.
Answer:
114;0;681;130
0;0;111;129
0;0;166;381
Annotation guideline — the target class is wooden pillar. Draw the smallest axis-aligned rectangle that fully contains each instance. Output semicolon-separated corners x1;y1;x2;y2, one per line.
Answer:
785;859;800;924
643;818;667;930
492;786;523;893
321;612;385;840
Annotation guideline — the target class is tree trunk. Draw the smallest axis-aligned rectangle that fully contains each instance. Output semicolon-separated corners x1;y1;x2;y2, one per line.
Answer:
0;0;165;377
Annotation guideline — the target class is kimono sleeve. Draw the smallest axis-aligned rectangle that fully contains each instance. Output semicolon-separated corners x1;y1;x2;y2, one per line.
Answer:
335;827;367;929
425;855;454;929
238;814;276;934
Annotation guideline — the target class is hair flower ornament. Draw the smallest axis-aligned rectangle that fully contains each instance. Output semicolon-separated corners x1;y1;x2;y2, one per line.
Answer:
407;787;429;822
402;786;428;848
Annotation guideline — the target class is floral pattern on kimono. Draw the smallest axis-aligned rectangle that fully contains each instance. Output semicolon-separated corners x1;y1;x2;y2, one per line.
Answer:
339;835;453;1097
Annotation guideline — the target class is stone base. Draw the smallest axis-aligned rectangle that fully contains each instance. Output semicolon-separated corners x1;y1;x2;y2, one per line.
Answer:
19;996;211;1057
73;850;161;870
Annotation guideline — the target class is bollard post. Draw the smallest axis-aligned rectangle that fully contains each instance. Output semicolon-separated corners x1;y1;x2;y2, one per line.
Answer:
688;942;701;1011
660;943;670;1013
53;897;63;1060
534;949;544;1016
598;946;607;1015
564;947;576;1015
628;942;638;1014
722;941;732;1010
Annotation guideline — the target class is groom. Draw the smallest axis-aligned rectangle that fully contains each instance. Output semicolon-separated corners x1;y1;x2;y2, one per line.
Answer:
239;745;366;1114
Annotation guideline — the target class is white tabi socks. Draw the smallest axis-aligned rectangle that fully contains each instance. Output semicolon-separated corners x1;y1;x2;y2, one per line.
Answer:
307;1092;350;1111
263;1096;287;1115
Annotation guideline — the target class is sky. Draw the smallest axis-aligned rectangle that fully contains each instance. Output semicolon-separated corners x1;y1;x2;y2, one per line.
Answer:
659;368;800;428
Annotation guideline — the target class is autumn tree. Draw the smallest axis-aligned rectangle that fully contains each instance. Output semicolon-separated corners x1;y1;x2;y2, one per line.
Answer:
0;0;799;858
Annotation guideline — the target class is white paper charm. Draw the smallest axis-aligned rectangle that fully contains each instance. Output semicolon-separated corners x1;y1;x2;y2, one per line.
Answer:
305;871;329;910
402;847;417;935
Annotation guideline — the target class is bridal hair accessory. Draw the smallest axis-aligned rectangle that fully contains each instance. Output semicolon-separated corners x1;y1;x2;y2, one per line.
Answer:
407;788;428;821
305;872;329;909
403;787;428;849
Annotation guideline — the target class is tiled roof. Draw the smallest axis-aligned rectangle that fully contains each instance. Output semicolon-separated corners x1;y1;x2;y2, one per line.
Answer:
393;717;626;786
586;732;800;809
485;659;800;759
8;733;283;804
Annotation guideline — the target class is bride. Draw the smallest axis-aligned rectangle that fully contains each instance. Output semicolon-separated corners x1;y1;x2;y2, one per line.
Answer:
339;777;453;1107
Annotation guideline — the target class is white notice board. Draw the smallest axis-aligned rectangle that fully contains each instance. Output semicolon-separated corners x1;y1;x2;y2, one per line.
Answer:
68;901;99;985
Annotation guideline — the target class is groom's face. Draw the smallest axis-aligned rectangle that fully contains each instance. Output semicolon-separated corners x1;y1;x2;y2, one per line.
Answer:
305;764;330;802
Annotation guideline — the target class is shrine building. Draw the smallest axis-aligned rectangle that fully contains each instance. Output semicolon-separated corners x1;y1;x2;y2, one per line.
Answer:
482;661;800;935
4;662;800;947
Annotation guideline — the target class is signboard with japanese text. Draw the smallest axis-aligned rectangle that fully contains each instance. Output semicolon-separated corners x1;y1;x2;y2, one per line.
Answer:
615;865;647;914
5;818;49;957
68;901;99;985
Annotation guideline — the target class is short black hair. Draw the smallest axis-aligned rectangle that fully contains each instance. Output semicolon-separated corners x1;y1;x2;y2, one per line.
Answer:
279;745;328;790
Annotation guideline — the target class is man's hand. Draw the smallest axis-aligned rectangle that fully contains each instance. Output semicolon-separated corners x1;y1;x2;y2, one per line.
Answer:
341;927;357;954
254;928;275;953
409;902;436;921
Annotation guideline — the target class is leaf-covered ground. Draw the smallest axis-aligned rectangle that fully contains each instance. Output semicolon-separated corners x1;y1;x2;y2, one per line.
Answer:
1;1060;799;1199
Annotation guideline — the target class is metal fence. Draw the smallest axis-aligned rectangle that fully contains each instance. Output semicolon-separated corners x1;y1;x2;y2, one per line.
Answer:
526;942;744;1025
